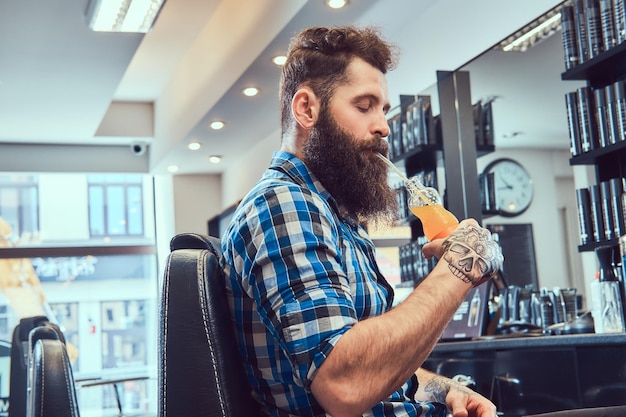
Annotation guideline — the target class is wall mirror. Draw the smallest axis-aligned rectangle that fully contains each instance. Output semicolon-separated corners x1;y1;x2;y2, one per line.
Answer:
416;25;589;297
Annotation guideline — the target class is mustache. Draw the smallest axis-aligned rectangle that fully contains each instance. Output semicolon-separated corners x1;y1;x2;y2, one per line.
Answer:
356;136;389;156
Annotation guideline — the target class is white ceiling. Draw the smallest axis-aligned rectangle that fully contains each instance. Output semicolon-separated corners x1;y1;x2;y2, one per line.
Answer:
0;0;571;175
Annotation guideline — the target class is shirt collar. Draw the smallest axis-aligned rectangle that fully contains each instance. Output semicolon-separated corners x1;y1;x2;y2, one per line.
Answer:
268;151;342;217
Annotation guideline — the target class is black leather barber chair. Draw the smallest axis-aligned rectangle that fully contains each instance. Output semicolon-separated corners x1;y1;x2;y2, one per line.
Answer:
28;325;80;417
158;233;265;417
8;315;78;417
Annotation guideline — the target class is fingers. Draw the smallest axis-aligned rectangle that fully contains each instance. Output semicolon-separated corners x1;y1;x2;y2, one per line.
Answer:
447;390;497;417
440;219;504;287
422;239;445;259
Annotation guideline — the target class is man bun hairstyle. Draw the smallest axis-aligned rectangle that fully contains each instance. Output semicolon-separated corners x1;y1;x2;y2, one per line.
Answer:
279;26;398;135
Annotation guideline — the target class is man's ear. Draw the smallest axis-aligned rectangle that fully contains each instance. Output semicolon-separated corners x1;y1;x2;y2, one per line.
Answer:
291;87;320;130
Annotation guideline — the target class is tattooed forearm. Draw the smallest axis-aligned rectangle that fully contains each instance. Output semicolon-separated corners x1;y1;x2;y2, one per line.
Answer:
441;224;504;286
423;376;450;404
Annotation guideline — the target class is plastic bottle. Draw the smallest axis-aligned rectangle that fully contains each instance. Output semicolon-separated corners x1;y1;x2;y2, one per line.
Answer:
467;289;481;327
539;287;555;332
589;271;604;333
595;246;626;333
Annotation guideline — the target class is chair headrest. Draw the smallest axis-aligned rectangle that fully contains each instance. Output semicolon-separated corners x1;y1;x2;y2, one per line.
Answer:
28;323;63;354
169;233;222;258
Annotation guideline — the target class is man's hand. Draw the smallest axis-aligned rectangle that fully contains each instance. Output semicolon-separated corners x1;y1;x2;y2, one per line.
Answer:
445;380;497;417
416;369;497;417
422;219;503;287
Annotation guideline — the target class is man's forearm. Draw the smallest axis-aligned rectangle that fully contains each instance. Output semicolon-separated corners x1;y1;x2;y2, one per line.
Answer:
310;259;473;417
414;367;451;403
311;220;503;417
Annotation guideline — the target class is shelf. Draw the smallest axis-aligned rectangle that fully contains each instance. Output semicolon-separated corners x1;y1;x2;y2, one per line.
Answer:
390;139;493;165
561;41;626;89
578;237;619;252
569;140;626;166
389;144;441;164
476;144;495;158
481;209;499;219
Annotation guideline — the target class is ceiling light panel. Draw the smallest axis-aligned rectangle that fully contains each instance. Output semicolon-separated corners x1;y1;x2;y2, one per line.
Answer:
87;0;166;33
497;5;562;52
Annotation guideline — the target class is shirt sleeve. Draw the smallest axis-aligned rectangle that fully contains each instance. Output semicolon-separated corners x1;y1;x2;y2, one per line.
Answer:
236;183;357;389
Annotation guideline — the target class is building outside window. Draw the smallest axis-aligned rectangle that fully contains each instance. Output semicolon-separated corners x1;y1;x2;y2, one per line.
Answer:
48;302;80;371
0;172;158;416
88;174;144;238
0;174;39;241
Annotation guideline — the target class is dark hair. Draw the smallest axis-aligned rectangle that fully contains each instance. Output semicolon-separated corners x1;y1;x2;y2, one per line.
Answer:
279;26;398;135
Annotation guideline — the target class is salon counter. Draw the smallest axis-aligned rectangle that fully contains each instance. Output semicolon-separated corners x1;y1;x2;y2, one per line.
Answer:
423;333;626;416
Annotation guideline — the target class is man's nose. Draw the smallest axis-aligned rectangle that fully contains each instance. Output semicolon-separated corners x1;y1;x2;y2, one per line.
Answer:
374;111;390;138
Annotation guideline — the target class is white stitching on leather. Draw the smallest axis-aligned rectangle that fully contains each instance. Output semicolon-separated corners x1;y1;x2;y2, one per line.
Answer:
197;251;228;416
39;343;44;417
60;343;77;416
161;254;173;417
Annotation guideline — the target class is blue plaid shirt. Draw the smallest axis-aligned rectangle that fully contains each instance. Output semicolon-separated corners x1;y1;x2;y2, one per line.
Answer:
221;152;446;417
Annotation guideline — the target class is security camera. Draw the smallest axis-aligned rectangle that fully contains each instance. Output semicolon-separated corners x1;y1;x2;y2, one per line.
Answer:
130;142;147;156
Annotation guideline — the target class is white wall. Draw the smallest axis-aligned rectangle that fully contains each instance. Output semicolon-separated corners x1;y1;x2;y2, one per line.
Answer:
39;175;90;241
171;173;223;235
221;128;281;208
478;149;577;291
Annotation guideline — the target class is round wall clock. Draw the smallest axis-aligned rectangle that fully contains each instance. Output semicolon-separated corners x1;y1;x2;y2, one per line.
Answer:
483;158;533;217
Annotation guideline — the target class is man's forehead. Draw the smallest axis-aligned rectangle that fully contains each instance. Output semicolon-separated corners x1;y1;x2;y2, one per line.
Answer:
343;62;390;105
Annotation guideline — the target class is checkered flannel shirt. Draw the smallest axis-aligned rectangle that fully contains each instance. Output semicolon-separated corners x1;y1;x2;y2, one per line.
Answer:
221;151;446;417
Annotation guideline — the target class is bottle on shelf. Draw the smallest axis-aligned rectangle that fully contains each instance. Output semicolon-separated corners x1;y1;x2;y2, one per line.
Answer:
539;287;555;332
594;245;626;333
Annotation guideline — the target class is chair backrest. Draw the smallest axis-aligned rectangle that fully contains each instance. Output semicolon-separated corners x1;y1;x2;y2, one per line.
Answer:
9;315;72;417
27;326;80;417
158;233;264;417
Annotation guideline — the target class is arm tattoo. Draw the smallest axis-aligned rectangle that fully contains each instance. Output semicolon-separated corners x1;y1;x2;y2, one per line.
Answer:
442;224;503;286
423;376;450;404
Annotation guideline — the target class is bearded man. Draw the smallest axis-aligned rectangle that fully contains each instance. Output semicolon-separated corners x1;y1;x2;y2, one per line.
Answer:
221;26;503;417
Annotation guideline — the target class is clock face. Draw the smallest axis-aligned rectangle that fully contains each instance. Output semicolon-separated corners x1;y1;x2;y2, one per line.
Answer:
484;158;533;216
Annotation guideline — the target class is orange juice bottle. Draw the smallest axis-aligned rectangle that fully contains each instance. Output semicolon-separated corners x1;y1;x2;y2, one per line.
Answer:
405;177;458;241
409;204;459;241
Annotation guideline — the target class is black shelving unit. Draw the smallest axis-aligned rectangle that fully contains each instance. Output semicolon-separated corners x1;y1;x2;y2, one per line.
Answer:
561;41;626;89
388;71;497;287
562;31;626;252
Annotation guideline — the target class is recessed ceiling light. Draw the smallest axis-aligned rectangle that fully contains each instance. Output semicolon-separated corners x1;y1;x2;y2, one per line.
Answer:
326;0;348;9
210;121;225;130
188;141;201;151
272;55;287;66
167;165;179;173
209;155;222;164
243;87;259;97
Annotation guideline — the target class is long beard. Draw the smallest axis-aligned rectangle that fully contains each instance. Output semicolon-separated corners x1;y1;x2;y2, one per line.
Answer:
303;108;398;228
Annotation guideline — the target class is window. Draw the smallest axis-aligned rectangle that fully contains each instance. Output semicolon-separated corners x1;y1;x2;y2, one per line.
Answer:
88;175;144;238
101;300;147;369
0;174;39;240
49;302;80;371
0;172;158;416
